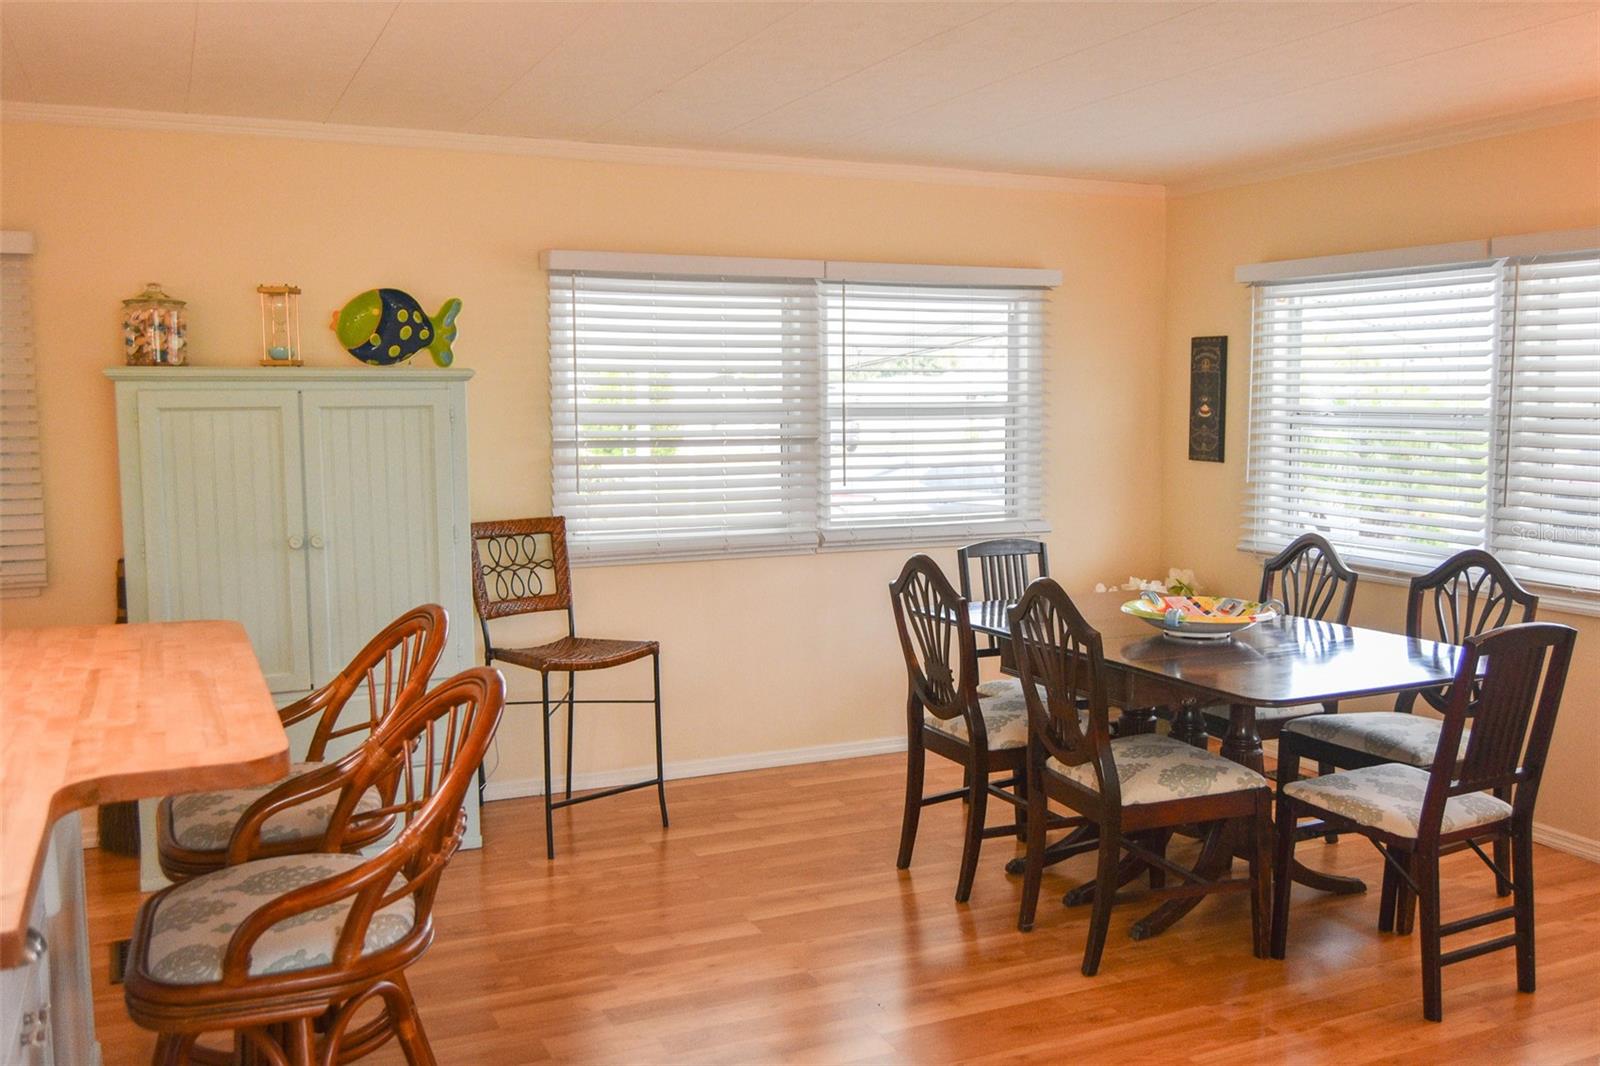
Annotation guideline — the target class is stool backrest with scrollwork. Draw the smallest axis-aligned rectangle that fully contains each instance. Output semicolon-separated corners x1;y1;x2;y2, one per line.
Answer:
468;516;576;658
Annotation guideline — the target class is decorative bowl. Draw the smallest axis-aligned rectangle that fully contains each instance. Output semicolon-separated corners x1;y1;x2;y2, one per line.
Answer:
1120;593;1279;642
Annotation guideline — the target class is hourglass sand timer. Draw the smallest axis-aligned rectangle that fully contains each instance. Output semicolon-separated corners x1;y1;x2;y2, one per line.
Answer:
257;284;303;366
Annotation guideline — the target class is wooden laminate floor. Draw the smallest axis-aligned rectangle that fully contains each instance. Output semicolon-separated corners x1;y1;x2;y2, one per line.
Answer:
85;754;1600;1064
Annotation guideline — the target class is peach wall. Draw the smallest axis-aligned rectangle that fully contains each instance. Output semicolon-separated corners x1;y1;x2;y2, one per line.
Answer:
0;120;1167;794
1161;117;1600;848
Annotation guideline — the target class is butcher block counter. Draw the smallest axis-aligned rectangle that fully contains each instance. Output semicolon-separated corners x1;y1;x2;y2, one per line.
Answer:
0;621;289;1064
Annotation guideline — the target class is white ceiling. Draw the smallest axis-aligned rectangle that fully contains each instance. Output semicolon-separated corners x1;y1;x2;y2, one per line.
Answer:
2;1;1597;187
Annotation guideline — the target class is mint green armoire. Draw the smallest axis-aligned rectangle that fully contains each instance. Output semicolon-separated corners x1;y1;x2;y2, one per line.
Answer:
106;368;478;889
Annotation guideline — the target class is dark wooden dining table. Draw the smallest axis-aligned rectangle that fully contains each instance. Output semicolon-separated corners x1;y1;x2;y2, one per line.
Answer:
967;599;1466;936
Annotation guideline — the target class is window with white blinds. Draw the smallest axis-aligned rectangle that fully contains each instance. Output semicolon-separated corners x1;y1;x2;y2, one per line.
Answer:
0;233;45;596
821;282;1045;545
547;253;1055;564
549;269;821;563
1491;253;1600;592
1242;239;1600;604
1244;264;1498;572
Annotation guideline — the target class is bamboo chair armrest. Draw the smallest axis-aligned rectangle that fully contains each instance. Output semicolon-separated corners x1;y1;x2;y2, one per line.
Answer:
219;846;405;986
224;750;365;866
277;684;337;730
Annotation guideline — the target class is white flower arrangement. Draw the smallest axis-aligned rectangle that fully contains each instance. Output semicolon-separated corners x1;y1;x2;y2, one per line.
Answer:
1094;568;1198;597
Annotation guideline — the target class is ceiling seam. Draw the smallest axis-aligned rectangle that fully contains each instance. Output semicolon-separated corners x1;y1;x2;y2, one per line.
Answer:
707;0;1010;139
810;1;1212;145
959;1;1413;151
457;8;598;132
321;1;400;124
589;2;808;139
1148;5;1600;152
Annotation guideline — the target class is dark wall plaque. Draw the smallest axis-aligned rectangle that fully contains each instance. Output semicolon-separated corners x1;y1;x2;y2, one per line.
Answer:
1188;335;1227;463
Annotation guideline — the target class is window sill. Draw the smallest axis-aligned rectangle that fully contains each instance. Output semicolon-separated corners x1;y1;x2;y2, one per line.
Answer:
1237;547;1600;619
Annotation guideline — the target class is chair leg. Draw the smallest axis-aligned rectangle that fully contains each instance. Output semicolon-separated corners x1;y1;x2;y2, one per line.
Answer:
1418;849;1443;1022
1513;825;1536;993
1147;829;1172;890
1013;758;1029;843
1492;788;1513;896
1270;796;1297;959
1378;859;1399;934
954;759;988;904
542;672;556;861
1081;828;1120;976
152;1033;195;1066
283;1016;315;1066
388;973;438;1066
896;731;924;870
1017;763;1047;931
564;670;576;800
1250;793;1272;960
1395;852;1418;935
652;652;668;828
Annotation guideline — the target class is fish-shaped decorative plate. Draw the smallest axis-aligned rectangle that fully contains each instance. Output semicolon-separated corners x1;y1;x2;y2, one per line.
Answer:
1120;593;1279;642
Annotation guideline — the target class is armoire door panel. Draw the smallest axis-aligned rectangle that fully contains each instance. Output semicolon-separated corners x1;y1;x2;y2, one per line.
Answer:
134;389;312;692
300;388;455;687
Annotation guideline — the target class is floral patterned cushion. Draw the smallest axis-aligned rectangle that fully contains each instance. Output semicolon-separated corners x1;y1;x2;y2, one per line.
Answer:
143;853;415;986
1201;703;1325;723
924;679;1084;750
1046;734;1267;806
1281;712;1469;767
166;761;383;851
1284;762;1511;839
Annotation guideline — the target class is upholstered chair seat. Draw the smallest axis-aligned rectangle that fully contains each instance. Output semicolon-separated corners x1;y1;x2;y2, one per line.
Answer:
1283;762;1510;840
141;853;415;986
1282;712;1469;767
165;762;383;851
1046;733;1266;806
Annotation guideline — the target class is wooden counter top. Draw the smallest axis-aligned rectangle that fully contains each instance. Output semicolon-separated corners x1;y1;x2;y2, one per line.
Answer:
0;621;289;966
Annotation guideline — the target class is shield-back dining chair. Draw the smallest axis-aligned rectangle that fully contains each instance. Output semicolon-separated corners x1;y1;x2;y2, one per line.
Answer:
1278;548;1537;906
890;554;1034;902
1272;621;1576;1021
469;516;667;859
1010;577;1273;975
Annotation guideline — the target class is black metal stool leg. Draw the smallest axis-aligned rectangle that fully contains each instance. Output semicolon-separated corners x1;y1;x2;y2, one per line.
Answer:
653;651;668;827
542;671;555;860
565;669;576;800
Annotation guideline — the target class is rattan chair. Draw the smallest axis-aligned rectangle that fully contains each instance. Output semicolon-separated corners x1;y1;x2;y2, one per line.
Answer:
124;667;507;1064
1273;622;1576;1021
155;605;447;881
469;516;666;859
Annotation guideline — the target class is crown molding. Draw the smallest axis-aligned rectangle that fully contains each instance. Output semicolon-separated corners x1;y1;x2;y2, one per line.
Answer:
0;101;1166;200
1170;97;1600;198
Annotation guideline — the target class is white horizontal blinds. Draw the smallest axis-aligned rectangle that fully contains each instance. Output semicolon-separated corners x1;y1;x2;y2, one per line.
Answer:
820;282;1045;544
549;269;820;563
0;246;45;594
1243;264;1499;571
1491;253;1600;592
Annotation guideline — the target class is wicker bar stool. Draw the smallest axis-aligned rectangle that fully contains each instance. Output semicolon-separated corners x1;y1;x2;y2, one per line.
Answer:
469;516;667;859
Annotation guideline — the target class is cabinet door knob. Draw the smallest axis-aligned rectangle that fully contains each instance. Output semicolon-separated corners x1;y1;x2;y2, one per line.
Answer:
309;534;326;550
288;535;305;550
21;927;45;963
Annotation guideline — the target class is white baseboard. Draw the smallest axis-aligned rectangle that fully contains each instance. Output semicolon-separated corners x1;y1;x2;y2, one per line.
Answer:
1532;821;1600;863
481;735;907;802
